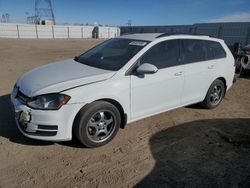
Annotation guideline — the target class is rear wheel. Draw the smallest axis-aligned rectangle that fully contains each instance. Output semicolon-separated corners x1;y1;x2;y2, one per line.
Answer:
73;101;121;147
201;79;225;109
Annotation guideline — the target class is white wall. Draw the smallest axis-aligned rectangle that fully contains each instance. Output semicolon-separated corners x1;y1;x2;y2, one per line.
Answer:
98;26;120;38
18;24;37;38
0;23;18;38
68;26;81;38
37;25;53;38
82;26;95;38
0;23;120;39
53;25;68;38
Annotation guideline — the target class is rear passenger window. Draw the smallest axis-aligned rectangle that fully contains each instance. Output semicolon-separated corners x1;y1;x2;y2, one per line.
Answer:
181;39;227;64
182;39;207;64
140;40;180;69
206;41;226;60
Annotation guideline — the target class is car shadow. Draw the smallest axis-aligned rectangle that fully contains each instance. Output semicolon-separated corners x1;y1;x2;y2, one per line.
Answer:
135;118;250;188
239;73;250;80
0;94;53;146
185;103;204;109
59;138;86;148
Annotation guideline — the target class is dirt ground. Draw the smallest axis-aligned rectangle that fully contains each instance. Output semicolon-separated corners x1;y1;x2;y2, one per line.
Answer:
0;39;250;188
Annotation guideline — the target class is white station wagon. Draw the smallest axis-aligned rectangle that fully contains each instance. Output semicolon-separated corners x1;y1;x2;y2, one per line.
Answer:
11;33;235;147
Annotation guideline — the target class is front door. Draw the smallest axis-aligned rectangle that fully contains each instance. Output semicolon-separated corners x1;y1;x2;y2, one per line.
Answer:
130;39;184;120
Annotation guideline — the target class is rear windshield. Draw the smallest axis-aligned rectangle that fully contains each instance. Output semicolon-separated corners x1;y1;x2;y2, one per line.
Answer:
76;38;149;71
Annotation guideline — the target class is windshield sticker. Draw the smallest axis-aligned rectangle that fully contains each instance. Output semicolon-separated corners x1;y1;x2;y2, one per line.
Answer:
129;41;147;46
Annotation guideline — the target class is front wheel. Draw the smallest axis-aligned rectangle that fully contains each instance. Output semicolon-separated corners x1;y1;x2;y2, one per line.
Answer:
73;101;121;148
201;79;225;109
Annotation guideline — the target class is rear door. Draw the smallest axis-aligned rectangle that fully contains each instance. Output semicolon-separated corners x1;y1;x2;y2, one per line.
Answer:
180;39;215;105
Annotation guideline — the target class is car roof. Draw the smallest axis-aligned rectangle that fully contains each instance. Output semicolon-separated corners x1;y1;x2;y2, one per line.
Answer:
118;33;216;42
118;33;163;41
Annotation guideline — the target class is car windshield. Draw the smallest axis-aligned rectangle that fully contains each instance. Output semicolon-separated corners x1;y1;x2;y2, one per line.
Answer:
76;38;149;71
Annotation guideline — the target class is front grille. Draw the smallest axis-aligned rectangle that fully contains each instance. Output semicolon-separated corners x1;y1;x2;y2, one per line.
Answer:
16;90;30;104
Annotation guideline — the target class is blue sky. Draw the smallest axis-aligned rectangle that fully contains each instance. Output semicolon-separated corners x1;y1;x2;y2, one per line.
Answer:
0;0;250;26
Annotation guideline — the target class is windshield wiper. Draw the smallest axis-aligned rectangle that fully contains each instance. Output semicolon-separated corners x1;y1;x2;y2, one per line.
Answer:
74;56;79;62
74;56;92;66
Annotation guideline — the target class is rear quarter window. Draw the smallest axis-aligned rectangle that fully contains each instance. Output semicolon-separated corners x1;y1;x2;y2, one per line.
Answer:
206;41;226;60
181;39;227;64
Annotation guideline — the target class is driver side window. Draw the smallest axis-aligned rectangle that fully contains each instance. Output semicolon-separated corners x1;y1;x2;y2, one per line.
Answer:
140;40;180;69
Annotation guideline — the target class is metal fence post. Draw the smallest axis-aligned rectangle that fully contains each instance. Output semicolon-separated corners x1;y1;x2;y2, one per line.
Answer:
218;26;222;38
81;27;83;38
189;27;193;34
194;26;197;34
116;28;119;37
16;24;20;38
67;26;70;38
52;25;54;38
35;24;38;38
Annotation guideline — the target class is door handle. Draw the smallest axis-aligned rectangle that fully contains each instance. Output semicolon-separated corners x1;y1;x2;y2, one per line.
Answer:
208;65;215;69
174;72;183;76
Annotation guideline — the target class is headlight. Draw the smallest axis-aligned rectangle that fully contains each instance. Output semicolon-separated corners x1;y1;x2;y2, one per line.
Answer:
27;94;70;110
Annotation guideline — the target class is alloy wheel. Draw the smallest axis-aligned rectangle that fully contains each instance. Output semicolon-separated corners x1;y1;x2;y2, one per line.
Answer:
210;85;222;105
86;110;116;143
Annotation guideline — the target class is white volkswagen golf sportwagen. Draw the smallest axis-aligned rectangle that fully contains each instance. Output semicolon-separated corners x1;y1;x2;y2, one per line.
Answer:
11;33;235;147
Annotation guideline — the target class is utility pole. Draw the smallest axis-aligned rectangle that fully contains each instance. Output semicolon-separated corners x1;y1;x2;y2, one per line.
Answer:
35;0;56;25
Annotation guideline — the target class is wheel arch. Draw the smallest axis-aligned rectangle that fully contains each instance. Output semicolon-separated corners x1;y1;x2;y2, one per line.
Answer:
216;77;227;95
96;98;127;129
72;98;127;136
202;76;227;102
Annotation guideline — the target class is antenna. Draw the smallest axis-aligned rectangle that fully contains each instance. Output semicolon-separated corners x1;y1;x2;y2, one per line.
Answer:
35;0;56;25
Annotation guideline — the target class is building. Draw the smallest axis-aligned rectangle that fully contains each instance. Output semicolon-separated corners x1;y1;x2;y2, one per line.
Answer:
121;22;250;46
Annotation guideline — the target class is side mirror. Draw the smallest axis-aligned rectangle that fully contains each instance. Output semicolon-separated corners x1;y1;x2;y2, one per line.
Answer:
136;63;158;75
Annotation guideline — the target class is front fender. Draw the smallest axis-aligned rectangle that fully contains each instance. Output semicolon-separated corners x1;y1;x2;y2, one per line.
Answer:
61;77;131;120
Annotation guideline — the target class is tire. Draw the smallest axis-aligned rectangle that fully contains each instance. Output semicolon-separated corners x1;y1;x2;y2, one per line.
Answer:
201;79;225;109
73;101;121;148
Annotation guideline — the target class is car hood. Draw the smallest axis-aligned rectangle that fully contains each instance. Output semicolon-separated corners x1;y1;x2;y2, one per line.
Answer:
17;59;115;97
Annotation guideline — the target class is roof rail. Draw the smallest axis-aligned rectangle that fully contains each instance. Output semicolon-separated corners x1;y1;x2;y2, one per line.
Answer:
156;33;213;38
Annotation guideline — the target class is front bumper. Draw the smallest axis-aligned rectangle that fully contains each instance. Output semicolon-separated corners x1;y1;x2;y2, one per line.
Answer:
11;92;84;141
